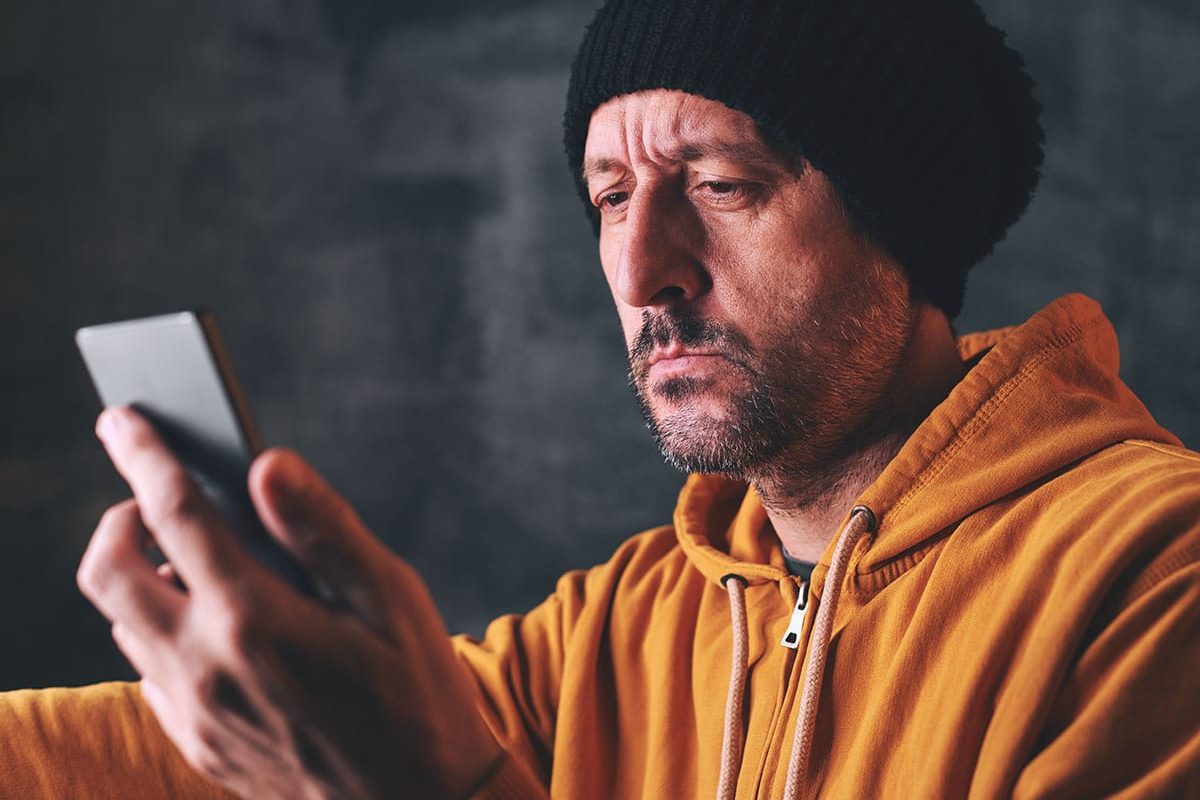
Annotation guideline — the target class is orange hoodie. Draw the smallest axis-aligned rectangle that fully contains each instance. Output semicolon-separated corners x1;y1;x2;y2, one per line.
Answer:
2;294;1199;799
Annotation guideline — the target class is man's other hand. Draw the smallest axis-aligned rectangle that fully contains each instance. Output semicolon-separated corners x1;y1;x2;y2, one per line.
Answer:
77;407;503;799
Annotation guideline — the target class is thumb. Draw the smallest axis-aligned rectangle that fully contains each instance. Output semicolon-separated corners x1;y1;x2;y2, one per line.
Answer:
249;448;399;628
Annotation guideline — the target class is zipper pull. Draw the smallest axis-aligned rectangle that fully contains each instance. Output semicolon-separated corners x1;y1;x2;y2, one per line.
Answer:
780;580;810;649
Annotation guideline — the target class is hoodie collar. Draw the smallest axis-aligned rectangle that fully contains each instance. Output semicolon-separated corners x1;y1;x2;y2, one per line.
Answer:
675;473;791;587
674;294;1180;588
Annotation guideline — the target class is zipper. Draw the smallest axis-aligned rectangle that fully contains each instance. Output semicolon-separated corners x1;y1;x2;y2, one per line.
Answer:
779;580;810;649
751;580;811;797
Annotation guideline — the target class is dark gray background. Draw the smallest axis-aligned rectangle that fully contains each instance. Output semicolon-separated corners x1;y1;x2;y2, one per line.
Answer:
1;0;1197;690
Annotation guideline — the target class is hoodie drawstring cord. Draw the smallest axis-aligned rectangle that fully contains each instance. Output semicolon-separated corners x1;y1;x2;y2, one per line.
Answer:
715;506;876;800
717;574;750;800
782;505;875;800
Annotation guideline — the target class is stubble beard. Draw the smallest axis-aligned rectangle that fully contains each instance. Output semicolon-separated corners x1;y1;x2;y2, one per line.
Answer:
628;270;914;509
628;309;810;475
630;354;798;476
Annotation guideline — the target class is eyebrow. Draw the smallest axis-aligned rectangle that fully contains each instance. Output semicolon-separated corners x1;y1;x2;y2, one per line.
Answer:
581;140;781;185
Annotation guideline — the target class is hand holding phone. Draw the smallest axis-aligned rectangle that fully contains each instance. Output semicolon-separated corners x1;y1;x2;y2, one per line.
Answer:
73;315;504;798
76;311;313;593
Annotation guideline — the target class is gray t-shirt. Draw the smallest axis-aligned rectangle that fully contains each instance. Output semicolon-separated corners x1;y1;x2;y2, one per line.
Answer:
782;550;816;582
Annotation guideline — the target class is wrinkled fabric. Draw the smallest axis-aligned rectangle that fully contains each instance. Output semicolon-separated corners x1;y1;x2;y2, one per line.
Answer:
2;295;1198;799
0;683;236;799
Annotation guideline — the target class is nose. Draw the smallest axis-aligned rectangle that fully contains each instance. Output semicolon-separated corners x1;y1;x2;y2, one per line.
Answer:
609;183;711;308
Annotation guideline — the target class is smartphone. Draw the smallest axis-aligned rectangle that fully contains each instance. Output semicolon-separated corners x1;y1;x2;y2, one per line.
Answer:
76;311;314;594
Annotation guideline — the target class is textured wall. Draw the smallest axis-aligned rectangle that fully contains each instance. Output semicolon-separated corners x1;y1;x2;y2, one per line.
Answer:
1;0;1196;690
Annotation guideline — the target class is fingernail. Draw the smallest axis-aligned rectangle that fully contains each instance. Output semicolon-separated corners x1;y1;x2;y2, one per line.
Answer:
96;407;127;441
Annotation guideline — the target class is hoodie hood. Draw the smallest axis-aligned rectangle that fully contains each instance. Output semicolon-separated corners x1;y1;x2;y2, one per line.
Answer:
675;294;1181;589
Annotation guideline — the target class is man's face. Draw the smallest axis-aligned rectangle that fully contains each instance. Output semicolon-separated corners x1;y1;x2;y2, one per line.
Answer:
582;90;919;492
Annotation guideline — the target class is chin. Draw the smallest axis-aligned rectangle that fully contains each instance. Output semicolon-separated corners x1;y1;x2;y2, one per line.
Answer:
649;408;774;476
647;389;730;421
634;373;791;476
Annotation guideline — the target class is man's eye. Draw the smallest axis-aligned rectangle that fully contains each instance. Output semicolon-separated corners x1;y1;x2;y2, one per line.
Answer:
697;180;747;199
693;180;760;208
597;191;630;210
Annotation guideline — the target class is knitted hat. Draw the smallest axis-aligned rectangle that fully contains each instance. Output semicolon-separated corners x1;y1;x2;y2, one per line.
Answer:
563;0;1044;319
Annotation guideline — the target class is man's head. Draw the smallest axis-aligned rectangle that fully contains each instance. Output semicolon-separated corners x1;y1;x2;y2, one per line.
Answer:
565;0;1043;497
583;90;917;497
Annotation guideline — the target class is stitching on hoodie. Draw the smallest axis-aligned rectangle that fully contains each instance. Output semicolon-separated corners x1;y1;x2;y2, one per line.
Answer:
845;542;943;599
885;323;1085;523
845;520;965;597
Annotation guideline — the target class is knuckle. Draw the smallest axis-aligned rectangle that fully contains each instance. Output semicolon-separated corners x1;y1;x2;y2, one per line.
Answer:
76;553;102;599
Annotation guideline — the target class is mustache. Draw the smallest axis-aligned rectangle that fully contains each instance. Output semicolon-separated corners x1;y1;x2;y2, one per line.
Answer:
628;310;755;373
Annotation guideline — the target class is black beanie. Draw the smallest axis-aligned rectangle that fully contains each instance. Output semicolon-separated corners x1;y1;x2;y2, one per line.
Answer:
563;0;1045;319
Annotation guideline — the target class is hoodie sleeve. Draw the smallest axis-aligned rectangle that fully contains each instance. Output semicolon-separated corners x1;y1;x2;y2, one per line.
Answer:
1013;537;1200;799
449;524;680;800
450;567;591;798
0;682;238;799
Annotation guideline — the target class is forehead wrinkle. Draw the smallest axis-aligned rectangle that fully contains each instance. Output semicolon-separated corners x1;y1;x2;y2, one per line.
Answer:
673;141;777;167
583;92;785;184
584;139;781;185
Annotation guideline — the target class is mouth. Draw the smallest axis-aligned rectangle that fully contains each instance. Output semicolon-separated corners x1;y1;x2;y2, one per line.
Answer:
645;349;729;381
646;346;723;368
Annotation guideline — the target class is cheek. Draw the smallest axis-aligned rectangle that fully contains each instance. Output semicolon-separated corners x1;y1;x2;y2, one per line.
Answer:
705;231;818;323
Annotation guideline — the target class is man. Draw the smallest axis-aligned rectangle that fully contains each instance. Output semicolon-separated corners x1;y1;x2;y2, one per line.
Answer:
2;0;1198;798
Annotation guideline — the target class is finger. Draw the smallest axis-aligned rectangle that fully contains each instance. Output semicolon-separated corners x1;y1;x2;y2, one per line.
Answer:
249;449;400;627
96;407;257;591
78;498;185;641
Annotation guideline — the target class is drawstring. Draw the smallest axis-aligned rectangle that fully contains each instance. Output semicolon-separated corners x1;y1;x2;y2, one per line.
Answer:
782;505;875;800
715;506;876;800
717;574;750;800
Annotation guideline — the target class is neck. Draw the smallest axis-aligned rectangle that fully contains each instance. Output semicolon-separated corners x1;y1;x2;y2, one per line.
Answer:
756;304;966;563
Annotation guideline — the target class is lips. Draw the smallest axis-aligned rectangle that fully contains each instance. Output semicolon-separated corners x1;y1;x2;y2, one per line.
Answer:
645;350;729;380
646;347;723;369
